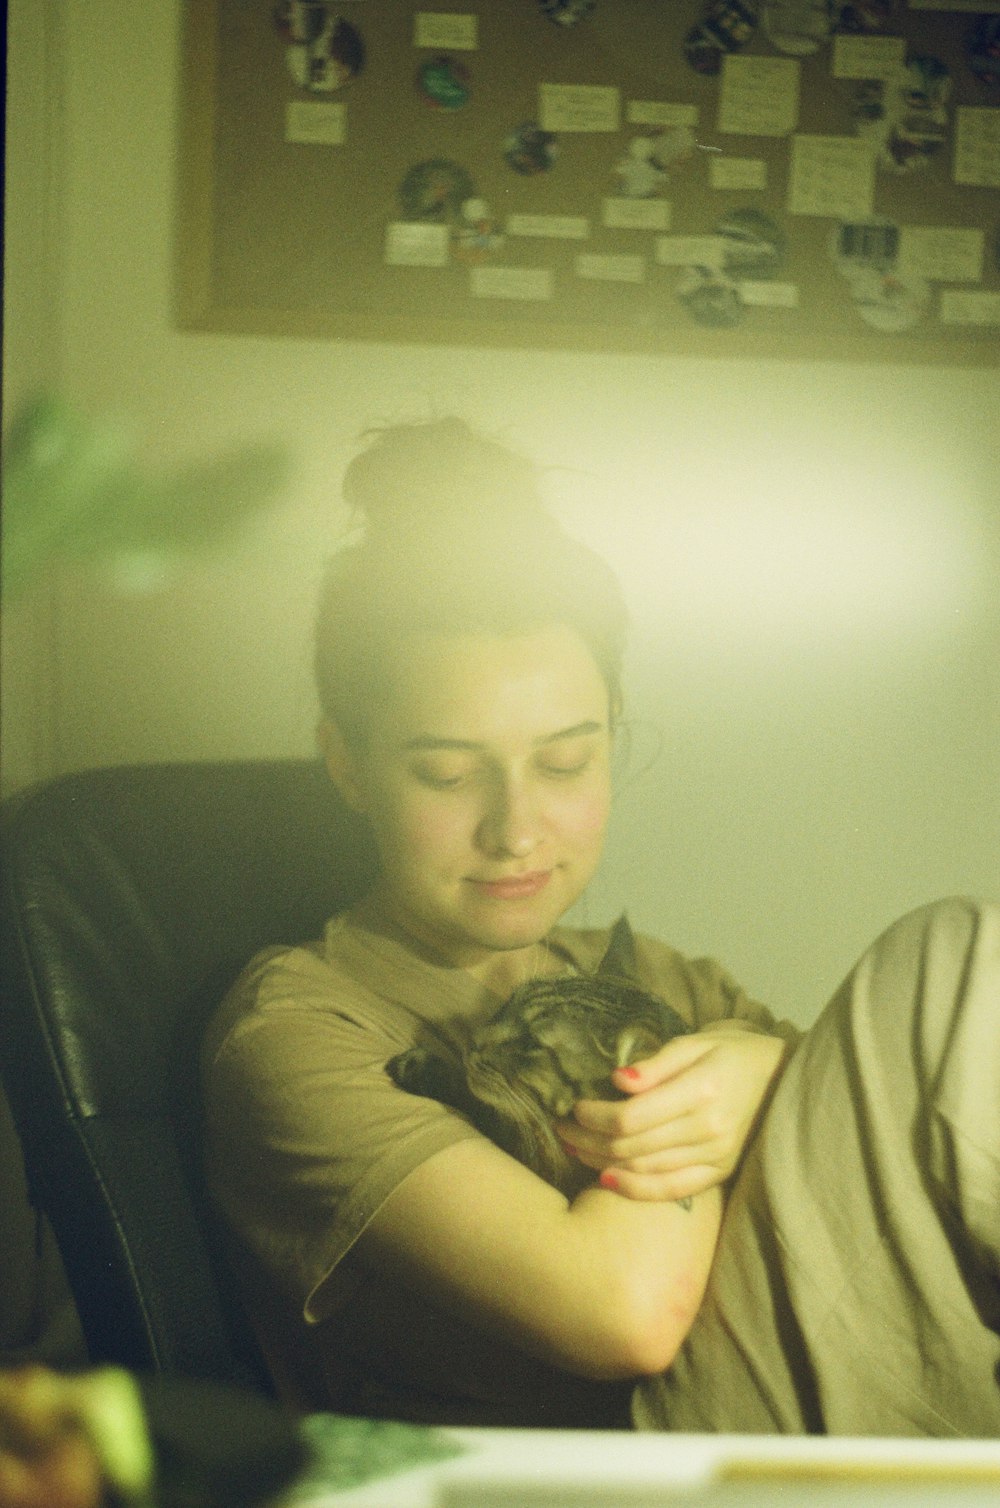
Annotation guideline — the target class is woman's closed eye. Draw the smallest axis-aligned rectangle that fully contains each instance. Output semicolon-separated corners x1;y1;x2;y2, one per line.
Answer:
410;758;476;790
536;741;599;778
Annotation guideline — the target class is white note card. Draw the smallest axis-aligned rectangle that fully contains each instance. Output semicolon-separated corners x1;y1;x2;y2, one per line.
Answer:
506;214;590;240
384;222;450;267
939;290;1000;325
627;101;698;128
738;281;800;307
898;226;984;283
470;267;554;300
954;108;1000;188
655;235;727;268
710;157;768;190
602;197;672;231
413;13;478;49
832;35;906;79
285;100;346;146
787;135;876;218
576;254;646;283
540;84;621;132
718;55;800;136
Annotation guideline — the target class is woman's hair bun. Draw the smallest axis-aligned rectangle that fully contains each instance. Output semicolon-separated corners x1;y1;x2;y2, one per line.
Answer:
342;417;545;540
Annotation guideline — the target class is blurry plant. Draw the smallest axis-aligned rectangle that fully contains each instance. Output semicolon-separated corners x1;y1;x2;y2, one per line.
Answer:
2;396;293;599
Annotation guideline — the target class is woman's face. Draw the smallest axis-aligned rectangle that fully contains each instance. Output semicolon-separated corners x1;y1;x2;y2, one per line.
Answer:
325;623;613;971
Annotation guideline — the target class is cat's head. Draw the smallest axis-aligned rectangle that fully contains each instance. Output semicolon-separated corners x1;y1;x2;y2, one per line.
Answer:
463;916;688;1192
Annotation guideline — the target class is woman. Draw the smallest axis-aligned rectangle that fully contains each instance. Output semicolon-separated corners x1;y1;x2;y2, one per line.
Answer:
202;419;1000;1435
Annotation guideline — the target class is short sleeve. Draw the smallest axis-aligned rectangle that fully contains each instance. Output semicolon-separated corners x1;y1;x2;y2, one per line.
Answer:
201;948;482;1324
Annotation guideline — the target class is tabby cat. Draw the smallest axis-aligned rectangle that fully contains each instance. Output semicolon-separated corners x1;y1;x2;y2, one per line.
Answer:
388;915;691;1197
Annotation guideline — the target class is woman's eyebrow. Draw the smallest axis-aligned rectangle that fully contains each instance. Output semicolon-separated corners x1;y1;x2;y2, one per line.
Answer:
401;721;604;754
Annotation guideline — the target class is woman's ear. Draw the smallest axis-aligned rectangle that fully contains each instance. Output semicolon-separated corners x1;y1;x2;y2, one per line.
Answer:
317;719;368;812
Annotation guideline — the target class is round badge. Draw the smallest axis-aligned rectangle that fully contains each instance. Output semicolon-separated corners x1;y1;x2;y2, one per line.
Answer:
684;1;758;75
836;1;895;34
417;55;470;110
967;17;1000;90
284;14;365;92
847;269;929;333
398;159;475;222
503;121;559;175
538;0;597;25
715;208;785;278
764;0;837;56
676;267;743;328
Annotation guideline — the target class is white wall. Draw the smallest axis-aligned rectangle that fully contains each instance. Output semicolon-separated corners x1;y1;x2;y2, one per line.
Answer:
4;0;998;1023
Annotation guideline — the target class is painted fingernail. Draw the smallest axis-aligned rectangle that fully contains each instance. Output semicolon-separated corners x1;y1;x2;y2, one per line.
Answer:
620;1066;641;1082
599;1170;619;1191
558;1137;579;1158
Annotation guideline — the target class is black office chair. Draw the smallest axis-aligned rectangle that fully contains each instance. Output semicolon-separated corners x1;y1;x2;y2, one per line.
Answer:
0;759;377;1392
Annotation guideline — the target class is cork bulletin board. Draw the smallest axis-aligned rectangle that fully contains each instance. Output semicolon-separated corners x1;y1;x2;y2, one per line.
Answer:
176;1;1000;364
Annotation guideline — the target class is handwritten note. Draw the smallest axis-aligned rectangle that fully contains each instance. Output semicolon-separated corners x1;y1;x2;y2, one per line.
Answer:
506;214;589;239
655;236;726;268
954;108;1000;188
710;157;767;191
575;254;646;283
898;227;984;284
413;13;478;49
626;101;697;128
470;267;554;300
602;197;671;231
738;281;799;307
831;35;905;79
718;56;800;136
384;222;449;267
285;101;346;146
939;290;1000;324
540;84;621;133
787;135;875;218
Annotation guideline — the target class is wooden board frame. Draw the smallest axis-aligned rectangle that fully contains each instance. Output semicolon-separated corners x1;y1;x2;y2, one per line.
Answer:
176;1;1000;364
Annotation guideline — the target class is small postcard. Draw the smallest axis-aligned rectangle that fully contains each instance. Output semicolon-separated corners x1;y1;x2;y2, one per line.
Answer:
470;267;554;300
787;134;876;218
413;13;478;49
654;235;727;268
384;222;449;267
832;35;906;79
898;226;984;283
709;157;767;190
602;197;672;231
576;253;646;283
506;214;590;239
540;83;621;132
285;101;346;146
627;101;698;128
718;55;800;136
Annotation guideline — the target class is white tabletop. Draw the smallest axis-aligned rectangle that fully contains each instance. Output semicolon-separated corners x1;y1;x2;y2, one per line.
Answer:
284;1425;1000;1508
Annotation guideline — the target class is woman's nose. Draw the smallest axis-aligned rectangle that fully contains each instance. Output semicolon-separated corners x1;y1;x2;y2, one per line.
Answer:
477;777;539;859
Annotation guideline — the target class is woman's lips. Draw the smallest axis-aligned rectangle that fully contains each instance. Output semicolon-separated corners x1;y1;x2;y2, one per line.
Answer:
469;871;552;900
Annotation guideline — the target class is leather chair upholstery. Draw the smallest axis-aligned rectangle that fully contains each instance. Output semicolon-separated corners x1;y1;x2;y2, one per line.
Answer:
0;759;376;1391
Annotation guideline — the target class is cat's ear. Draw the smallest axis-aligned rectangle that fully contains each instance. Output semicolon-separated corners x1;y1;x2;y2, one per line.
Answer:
598;914;640;984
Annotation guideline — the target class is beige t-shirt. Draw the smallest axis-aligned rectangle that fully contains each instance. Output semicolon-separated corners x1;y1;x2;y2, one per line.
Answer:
201;896;795;1424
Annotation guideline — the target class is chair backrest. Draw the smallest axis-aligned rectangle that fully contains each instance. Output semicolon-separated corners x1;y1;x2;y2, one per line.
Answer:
0;759;377;1391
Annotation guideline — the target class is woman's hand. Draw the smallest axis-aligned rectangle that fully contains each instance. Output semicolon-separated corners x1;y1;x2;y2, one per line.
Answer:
555;1025;792;1204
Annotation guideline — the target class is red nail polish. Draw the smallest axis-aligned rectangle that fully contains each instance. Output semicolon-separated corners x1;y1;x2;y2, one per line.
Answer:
599;1170;619;1191
620;1066;641;1082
